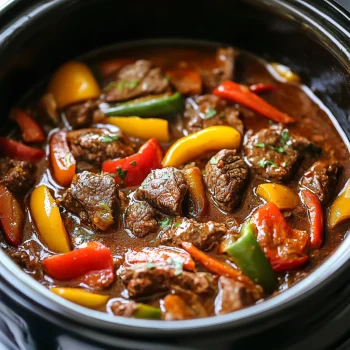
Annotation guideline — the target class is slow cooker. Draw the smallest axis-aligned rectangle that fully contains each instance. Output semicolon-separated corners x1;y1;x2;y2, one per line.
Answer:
0;0;349;349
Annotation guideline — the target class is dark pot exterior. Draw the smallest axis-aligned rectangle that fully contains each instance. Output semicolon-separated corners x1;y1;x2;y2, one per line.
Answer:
0;1;349;349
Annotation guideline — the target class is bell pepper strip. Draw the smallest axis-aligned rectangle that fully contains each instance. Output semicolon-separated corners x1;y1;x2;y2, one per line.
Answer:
300;189;324;248
102;92;184;117
328;179;350;229
43;241;115;287
249;83;278;94
183;167;207;219
0;185;24;246
213;81;295;124
50;287;109;309
162;126;241;168
101;117;169;142
181;241;255;288
133;304;162;320
47;61;101;108
225;222;277;292
49;130;76;187
102;138;163;187
10;108;45;143
0;137;45;162
251;202;309;272
270;63;300;82
165;69;202;95
256;183;299;210
30;185;71;253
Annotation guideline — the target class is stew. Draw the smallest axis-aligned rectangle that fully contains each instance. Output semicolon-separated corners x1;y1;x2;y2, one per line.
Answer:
1;45;349;321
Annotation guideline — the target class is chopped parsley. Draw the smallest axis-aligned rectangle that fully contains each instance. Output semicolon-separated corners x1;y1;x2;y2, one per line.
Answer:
116;167;128;180
209;156;218;165
280;130;290;146
159;217;172;229
116;80;140;91
100;134;119;143
174;222;181;228
254;142;266;148
126;80;140;89
269;145;286;153
64;152;72;167
130;161;137;166
258;159;278;168
204;106;217;119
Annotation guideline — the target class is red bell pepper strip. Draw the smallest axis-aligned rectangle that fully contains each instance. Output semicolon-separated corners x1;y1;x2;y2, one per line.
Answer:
181;241;255;287
213;81;295;124
0;137;45;162
10;108;45;143
300;189;324;249
251;202;309;272
50;130;76;187
249;83;278;94
43;241;115;288
0;185;23;246
125;246;195;270
102;138;163;187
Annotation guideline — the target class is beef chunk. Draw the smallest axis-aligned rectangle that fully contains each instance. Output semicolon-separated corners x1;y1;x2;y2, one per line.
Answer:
184;94;244;134
161;217;227;250
204;149;249;212
59;171;119;231
201;48;236;91
244;125;313;182
300;160;341;204
0;158;36;193
124;201;159;238
67;128;135;166
135;168;188;216
120;264;216;298
109;298;137;317
64;100;103;129
214;276;256;315
104;60;170;102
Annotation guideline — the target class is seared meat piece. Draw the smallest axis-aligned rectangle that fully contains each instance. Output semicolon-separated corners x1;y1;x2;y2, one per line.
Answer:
109;298;137;317
161;217;227;250
214;276;256;315
201;48;236;91
67;128;135;166
184;94;244;134
120;264;217;298
300;160;341;204
0;158;36;193
59;171;119;231
104;60;170;102
244;124;313;182
135;167;188;216
64;100;103;129
204;149;249;212
124;201;159;238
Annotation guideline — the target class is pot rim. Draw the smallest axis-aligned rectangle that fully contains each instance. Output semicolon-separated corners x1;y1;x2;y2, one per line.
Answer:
0;0;349;336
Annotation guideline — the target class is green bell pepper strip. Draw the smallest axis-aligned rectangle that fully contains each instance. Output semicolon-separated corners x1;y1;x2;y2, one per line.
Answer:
133;303;162;319
102;92;184;117
225;222;277;293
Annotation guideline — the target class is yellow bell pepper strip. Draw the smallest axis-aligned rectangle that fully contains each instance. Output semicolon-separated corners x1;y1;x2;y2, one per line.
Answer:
102;92;183;117
30;185;71;253
183;167;207;219
47;61;101;108
270;63;301;82
328;179;350;229
133;304;162;320
225;222;277;292
51;287;109;309
256;183;299;210
102;116;169;142
163;126;241;168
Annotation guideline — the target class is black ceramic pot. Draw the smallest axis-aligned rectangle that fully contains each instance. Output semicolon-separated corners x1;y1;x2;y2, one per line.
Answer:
0;1;349;349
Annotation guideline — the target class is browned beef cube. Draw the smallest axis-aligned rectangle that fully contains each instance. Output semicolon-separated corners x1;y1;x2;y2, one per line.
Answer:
214;276;257;315
161;217;227;250
244;124;313;182
300;160;341;204
104;60;170;102
204;149;249;212
109;298;137;317
184;94;244;134
135;167;188;216
67;128;135;167
59;171;119;231
0;158;36;193
124;201;159;238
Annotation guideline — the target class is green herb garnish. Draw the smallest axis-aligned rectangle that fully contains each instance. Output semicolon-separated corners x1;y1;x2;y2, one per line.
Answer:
269;145;286;153
258;159;278;168
210;156;218;165
174;222;181;228
254;143;266;148
280;130;290;146
116;167;128;180
159;217;172;229
204;106;217;119
100;134;119;143
130;161;137;166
